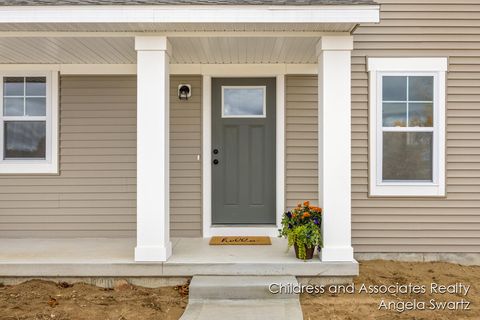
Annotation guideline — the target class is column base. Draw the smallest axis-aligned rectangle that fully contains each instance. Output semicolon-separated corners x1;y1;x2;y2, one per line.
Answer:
135;242;172;262
320;246;354;262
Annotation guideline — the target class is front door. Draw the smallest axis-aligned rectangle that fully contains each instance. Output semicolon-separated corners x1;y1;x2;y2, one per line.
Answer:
211;78;276;225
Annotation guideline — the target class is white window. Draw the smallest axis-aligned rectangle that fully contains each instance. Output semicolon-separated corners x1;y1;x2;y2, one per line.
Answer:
368;58;447;196
222;86;266;118
0;71;58;174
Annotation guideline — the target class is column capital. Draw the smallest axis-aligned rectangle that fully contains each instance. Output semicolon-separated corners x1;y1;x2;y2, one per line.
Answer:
135;36;172;54
316;36;353;56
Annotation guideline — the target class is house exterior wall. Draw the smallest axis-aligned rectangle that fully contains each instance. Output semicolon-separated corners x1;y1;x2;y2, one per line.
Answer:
0;0;479;254
0;73;320;239
285;75;319;209
0;75;137;237
169;75;203;237
351;0;480;253
0;75;203;238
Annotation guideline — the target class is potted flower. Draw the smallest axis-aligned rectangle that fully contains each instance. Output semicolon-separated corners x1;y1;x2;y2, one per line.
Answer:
278;201;322;260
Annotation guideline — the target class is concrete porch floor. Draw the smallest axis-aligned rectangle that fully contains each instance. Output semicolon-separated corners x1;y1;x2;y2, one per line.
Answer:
0;238;358;278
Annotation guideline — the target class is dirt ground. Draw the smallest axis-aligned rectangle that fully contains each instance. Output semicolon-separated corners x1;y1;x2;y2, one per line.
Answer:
302;260;480;320
0;260;478;320
0;280;188;320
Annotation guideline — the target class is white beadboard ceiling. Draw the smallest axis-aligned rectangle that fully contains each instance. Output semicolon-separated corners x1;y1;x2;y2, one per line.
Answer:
0;36;321;64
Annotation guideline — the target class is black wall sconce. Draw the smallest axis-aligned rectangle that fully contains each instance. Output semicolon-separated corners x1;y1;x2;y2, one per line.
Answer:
178;84;192;100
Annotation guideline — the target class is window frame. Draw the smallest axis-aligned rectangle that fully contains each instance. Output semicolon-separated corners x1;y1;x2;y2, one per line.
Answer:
368;58;447;197
0;70;58;174
221;85;266;118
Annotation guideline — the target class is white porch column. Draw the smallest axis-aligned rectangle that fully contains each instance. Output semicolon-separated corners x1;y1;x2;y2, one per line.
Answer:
317;36;354;262
134;36;172;262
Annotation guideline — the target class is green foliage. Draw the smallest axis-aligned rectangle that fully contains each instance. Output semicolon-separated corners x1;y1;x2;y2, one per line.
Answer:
278;201;323;260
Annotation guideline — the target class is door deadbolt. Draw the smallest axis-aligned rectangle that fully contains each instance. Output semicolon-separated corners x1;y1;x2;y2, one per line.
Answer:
213;149;219;154
213;159;219;165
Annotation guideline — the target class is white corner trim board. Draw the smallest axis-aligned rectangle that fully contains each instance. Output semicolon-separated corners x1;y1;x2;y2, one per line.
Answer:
0;6;380;24
275;75;286;231
202;75;213;237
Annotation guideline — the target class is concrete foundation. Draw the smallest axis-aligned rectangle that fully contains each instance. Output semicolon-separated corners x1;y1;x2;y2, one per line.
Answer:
0;277;190;288
355;253;480;266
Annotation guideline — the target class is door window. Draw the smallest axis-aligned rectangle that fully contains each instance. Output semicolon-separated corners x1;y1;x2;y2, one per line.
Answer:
222;86;266;118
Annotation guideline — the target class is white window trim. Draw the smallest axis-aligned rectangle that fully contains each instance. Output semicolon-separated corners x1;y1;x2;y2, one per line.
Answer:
367;58;447;197
0;70;59;174
221;85;266;118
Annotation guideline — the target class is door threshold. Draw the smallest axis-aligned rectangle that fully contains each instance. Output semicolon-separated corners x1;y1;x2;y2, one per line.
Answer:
211;225;277;228
205;225;279;237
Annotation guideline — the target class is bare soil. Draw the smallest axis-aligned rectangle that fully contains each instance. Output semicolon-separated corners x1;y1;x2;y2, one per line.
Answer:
0;260;478;320
302;260;480;320
0;280;188;320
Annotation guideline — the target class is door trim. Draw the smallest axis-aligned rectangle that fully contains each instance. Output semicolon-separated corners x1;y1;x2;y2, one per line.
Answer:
202;74;285;237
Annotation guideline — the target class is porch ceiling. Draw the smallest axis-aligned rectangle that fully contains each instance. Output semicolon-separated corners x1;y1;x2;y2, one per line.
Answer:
0;36;321;64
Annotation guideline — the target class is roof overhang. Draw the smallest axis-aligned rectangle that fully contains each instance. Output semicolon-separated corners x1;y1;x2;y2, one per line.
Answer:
0;5;380;25
0;4;380;64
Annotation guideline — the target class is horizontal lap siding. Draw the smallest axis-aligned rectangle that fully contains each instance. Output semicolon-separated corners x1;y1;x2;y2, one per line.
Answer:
170;75;202;237
0;75;137;238
352;0;480;252
285;75;319;210
0;75;203;238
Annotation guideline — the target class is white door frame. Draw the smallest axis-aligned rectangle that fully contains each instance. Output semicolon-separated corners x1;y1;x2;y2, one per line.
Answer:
202;71;285;237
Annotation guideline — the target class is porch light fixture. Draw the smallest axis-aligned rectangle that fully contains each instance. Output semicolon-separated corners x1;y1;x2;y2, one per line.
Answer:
178;84;192;100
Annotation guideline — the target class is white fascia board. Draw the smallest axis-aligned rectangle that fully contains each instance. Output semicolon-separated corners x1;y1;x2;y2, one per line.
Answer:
0;5;380;24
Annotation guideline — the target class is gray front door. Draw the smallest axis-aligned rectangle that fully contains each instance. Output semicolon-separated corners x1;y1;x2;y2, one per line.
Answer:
212;78;276;225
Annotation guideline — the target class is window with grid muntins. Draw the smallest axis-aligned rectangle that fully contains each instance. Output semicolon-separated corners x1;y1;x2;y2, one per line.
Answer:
0;71;58;174
367;57;446;197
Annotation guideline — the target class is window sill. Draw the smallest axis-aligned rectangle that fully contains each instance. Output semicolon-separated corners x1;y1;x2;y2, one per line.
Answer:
0;162;59;175
369;184;445;197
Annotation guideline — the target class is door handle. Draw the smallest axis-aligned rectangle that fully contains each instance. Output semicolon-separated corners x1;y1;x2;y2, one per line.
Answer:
213;149;219;155
213;159;219;165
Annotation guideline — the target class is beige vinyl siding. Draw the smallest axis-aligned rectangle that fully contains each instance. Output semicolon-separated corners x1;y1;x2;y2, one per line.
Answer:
0;75;137;238
0;75;203;238
285;75;319;209
170;75;202;237
352;0;480;252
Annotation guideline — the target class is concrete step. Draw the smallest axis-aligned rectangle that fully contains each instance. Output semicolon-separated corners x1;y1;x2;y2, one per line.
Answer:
180;299;303;320
189;275;298;300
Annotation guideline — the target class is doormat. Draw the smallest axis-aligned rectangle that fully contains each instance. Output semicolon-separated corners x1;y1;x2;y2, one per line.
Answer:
209;236;271;245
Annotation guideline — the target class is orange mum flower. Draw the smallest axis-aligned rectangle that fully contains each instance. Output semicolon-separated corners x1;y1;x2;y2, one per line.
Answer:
302;212;311;218
303;201;310;207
